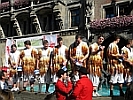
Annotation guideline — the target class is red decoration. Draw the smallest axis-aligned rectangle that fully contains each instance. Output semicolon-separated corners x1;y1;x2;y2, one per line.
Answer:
0;66;9;72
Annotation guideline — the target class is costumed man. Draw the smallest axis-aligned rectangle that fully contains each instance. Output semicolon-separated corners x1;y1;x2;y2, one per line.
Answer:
52;37;68;83
107;35;125;96
87;35;105;96
69;34;89;81
121;40;133;86
8;44;20;91
19;40;37;92
37;40;53;93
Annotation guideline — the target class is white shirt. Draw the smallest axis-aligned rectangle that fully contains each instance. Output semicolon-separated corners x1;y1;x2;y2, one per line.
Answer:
9;50;20;65
24;47;33;57
121;46;132;60
42;47;53;57
76;41;88;56
108;42;120;54
90;42;101;55
58;45;67;58
0;81;6;90
24;47;38;57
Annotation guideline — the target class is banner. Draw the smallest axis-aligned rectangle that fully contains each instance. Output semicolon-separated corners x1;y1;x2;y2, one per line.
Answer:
15;34;58;50
5;39;14;67
43;34;58;48
15;36;43;50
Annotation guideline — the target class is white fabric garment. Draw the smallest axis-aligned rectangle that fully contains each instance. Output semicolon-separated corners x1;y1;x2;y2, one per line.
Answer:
0;81;8;90
89;74;100;87
52;74;58;83
41;47;53;57
58;45;67;58
9;50;20;65
121;46;132;60
76;42;88;56
0;81;5;90
109;73;124;84
24;47;38;57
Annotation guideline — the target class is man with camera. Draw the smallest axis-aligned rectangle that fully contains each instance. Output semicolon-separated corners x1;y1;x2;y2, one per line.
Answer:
55;69;72;100
71;67;93;100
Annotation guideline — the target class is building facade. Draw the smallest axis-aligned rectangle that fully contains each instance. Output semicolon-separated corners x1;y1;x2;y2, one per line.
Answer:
89;0;133;42
0;0;93;39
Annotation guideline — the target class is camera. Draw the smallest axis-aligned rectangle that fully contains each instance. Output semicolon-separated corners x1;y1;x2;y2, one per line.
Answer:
118;58;124;63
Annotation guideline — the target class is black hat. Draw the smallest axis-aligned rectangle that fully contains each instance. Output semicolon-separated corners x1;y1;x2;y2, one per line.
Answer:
56;69;65;77
78;67;88;75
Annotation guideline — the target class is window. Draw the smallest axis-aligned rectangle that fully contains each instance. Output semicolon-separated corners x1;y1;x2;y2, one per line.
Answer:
104;1;130;18
105;7;115;18
71;9;80;27
118;2;130;16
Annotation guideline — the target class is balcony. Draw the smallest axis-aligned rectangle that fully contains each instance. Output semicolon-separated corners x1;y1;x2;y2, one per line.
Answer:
34;0;53;4
89;15;133;33
0;2;9;13
14;0;30;9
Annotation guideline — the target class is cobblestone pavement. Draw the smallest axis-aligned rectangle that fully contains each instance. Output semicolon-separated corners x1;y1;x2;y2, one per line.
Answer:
13;91;124;100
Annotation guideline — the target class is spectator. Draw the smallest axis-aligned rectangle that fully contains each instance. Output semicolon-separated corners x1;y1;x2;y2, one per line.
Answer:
0;70;14;100
0;70;8;90
71;67;93;100
55;69;72;100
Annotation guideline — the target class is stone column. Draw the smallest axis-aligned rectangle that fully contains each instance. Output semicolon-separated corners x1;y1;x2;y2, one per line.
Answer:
30;13;42;33
30;0;42;34
0;24;5;38
12;18;23;36
10;0;22;36
9;0;14;12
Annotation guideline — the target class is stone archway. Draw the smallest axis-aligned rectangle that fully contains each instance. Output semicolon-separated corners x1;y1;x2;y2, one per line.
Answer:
102;34;127;62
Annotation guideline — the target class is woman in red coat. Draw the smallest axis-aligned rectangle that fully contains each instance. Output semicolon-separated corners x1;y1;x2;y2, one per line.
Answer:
55;69;72;100
71;67;93;100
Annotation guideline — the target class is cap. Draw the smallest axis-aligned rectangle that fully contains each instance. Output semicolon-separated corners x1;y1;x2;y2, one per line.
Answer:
78;67;88;75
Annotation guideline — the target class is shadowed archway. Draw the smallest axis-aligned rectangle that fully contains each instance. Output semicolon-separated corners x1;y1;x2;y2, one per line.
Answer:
102;34;127;62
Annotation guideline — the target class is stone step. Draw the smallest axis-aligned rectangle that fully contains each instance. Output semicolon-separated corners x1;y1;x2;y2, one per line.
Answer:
13;91;125;100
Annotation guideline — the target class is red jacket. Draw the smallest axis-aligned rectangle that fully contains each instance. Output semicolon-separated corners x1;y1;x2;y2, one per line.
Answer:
55;79;72;100
71;76;93;100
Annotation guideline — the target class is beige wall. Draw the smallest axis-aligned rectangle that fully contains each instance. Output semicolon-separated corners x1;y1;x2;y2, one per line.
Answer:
0;41;6;67
94;0;131;20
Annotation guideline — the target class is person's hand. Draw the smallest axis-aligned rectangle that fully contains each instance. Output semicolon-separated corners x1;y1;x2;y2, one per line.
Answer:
119;54;124;57
67;76;71;82
71;58;76;63
129;62;133;66
99;46;105;51
63;61;67;66
79;59;83;63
